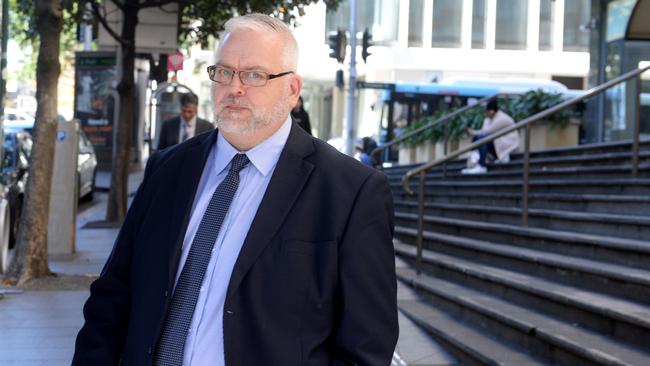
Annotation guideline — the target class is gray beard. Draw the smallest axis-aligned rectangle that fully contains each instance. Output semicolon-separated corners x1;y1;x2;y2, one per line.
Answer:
214;95;290;134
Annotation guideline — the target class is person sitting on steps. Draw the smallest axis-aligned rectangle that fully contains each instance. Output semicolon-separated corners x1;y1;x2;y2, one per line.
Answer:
462;99;519;174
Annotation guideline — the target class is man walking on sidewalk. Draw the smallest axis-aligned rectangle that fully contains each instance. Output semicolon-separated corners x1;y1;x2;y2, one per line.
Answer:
156;92;214;151
73;13;398;366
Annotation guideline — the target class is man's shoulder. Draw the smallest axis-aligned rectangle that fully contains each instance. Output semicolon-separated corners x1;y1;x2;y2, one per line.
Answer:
161;116;180;127
196;118;215;131
308;137;378;179
150;132;213;172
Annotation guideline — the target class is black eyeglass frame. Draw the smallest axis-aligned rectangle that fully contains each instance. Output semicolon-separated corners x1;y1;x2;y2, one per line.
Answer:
206;65;293;86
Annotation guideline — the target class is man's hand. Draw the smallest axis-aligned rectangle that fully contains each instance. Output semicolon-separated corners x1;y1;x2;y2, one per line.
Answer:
465;127;477;137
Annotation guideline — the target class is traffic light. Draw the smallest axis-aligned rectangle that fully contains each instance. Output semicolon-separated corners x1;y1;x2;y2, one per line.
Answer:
361;28;373;63
328;29;347;63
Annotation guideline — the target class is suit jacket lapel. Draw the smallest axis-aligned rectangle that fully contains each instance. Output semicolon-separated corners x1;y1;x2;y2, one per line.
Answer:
166;129;217;287
171;117;181;145
227;124;315;297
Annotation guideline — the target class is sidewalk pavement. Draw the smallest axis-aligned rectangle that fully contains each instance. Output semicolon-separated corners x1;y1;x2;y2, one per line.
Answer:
0;169;450;366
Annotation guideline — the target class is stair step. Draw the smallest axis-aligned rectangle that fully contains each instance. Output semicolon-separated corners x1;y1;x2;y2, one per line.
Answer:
394;228;650;304
394;201;650;240
387;164;650;183
399;300;547;366
394;213;650;269
394;243;650;350
398;268;650;366
391;192;650;215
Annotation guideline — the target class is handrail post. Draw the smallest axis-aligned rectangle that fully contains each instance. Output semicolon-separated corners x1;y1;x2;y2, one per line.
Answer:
416;171;425;275
522;124;531;227
443;124;448;177
632;75;641;178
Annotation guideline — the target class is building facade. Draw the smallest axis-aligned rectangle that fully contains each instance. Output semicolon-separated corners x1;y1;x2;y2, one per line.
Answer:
294;0;593;141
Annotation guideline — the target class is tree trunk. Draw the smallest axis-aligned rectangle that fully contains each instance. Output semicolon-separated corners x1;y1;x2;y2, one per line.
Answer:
6;0;62;284
106;3;138;223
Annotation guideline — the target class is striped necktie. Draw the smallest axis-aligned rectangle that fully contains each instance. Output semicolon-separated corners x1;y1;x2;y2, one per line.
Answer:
153;153;250;366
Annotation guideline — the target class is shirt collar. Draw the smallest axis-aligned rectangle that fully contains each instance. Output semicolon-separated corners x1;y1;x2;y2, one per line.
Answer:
214;115;292;177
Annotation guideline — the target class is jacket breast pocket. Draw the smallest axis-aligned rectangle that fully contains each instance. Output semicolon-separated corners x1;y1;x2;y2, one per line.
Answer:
280;240;338;309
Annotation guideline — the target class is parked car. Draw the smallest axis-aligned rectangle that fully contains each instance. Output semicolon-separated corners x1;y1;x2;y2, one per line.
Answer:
2;130;32;249
4;121;98;202
2;108;35;126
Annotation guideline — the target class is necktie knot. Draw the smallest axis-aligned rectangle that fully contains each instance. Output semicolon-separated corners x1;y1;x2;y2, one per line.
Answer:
230;154;250;173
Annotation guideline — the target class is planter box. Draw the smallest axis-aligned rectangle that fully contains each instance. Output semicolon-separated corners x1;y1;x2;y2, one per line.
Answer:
448;136;473;158
518;119;580;152
398;146;416;165
415;141;445;163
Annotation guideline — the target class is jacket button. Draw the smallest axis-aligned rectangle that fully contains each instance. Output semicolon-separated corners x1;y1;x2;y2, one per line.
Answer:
164;290;169;297
148;346;153;355
226;310;234;315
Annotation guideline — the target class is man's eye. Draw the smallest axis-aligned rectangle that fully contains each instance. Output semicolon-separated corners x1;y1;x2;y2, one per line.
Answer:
218;69;233;77
246;72;265;80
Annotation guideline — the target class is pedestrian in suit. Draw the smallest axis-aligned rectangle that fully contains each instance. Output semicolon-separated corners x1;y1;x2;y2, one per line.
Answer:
157;92;214;150
73;13;398;366
291;95;312;135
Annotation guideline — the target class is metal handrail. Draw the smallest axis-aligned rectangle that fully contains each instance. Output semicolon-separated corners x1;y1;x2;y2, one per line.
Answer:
401;65;650;275
370;93;500;163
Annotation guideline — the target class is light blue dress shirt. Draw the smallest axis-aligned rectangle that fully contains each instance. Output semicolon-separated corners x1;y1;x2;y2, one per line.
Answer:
174;116;292;366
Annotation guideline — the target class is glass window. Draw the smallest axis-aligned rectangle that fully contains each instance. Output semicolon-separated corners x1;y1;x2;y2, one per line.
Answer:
495;0;528;50
606;0;636;42
564;0;590;51
472;0;487;49
408;0;424;47
539;0;554;51
325;0;399;44
432;0;462;48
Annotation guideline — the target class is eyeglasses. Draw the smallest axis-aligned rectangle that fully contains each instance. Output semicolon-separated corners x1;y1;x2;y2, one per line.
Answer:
207;65;293;87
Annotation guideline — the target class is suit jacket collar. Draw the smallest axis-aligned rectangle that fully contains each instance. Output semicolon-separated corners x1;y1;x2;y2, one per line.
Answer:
166;130;217;287
226;122;315;298
166;123;316;293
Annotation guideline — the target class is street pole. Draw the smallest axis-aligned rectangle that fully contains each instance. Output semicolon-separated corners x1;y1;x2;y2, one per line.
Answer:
83;2;93;51
344;0;357;156
0;0;9;118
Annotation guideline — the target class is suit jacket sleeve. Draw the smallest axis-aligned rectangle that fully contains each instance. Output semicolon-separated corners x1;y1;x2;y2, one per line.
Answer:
72;153;158;365
331;170;398;365
157;120;170;150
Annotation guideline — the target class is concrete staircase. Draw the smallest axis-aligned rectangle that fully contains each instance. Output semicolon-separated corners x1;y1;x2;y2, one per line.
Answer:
385;139;650;365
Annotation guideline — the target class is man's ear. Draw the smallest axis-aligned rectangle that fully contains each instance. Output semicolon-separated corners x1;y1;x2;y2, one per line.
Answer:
289;74;303;105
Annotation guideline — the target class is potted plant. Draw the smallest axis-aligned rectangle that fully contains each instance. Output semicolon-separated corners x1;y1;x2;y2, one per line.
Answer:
501;90;581;151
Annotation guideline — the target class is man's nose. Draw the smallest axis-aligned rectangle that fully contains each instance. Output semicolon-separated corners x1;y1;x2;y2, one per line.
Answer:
227;74;247;96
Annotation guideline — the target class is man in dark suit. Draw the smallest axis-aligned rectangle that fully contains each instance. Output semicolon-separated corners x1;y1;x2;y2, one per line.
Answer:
156;92;214;150
73;13;397;366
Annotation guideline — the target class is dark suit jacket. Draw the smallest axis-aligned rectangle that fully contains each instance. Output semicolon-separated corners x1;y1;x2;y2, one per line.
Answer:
73;123;398;365
157;116;214;150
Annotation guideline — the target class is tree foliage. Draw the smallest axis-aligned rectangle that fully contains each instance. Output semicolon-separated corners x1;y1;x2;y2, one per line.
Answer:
9;0;81;85
179;0;341;47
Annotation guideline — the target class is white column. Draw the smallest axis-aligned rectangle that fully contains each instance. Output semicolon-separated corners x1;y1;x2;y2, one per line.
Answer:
527;0;540;51
461;0;473;49
486;0;497;50
423;0;433;48
553;0;565;52
398;0;410;47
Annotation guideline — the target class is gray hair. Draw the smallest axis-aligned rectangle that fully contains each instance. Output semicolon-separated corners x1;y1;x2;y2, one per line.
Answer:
223;13;299;71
